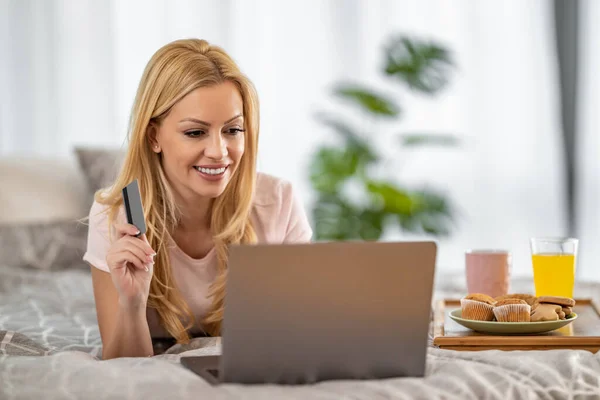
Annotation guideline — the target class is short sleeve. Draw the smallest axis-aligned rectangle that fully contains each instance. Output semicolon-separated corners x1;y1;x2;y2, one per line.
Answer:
280;181;313;243
82;200;115;272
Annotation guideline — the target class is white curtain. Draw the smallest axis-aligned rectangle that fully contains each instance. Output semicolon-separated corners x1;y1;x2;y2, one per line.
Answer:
0;0;569;278
576;0;600;282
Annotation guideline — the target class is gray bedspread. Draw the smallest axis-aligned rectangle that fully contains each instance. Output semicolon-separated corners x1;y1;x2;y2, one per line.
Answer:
2;264;600;399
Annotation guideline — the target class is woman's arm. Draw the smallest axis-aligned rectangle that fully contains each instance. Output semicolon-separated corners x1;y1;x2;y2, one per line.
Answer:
91;267;153;359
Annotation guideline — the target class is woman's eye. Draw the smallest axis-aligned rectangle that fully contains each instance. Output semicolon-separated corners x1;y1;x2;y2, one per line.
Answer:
226;128;245;135
184;130;205;138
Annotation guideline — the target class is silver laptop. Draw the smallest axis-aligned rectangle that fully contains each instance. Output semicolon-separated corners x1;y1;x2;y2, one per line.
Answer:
180;240;437;385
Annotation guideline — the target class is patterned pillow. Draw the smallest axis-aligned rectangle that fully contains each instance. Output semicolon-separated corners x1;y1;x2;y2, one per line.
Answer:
74;147;125;194
0;219;89;270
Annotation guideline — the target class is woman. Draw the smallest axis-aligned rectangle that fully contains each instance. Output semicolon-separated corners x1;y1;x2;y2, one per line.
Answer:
84;39;312;359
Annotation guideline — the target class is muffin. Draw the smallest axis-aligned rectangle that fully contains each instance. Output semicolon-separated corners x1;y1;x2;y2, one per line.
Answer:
495;293;539;311
461;293;496;321
493;299;531;322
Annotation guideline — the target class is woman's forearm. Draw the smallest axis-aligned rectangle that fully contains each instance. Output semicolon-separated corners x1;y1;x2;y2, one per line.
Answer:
102;304;153;359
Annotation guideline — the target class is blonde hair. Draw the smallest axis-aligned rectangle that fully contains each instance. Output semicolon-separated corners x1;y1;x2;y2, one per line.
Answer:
96;39;259;341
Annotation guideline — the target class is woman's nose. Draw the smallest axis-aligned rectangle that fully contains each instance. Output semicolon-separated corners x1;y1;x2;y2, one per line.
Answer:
205;133;228;160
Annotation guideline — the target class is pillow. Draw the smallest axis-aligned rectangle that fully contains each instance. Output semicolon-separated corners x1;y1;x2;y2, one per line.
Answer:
0;219;88;270
0;155;91;270
0;155;89;224
74;147;125;195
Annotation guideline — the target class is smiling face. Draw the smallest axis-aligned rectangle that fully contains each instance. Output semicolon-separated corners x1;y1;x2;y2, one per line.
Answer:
150;81;246;203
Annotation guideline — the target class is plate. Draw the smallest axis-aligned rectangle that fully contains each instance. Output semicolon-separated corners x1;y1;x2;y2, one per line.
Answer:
449;309;578;334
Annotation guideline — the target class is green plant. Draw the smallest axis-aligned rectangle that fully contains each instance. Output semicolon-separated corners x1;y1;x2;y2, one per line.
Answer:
309;35;459;241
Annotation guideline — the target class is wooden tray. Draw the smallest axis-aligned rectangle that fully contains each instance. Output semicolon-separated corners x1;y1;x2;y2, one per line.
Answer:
432;298;600;352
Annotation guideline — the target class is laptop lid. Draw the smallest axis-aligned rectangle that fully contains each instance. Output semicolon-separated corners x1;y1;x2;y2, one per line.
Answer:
220;240;437;384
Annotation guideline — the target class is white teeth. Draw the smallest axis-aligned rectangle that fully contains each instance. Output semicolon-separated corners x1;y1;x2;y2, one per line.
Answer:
195;166;226;175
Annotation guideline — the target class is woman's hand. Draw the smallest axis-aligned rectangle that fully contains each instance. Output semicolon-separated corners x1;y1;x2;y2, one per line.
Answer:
105;223;156;309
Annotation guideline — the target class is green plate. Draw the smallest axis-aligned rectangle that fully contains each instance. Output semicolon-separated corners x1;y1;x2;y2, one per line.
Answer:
449;309;578;334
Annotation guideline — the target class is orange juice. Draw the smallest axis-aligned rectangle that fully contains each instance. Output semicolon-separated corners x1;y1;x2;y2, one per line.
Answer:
531;254;575;297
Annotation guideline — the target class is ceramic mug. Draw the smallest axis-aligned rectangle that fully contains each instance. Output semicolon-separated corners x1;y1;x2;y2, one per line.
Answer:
465;250;511;298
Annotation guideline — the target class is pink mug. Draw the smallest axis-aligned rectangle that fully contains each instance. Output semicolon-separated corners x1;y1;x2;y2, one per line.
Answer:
465;250;511;298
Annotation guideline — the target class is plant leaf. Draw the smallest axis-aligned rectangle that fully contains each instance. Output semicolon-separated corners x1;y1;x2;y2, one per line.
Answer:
312;193;386;241
357;209;385;240
408;189;454;236
384;36;454;94
400;134;460;147
412;189;453;217
365;180;416;215
312;194;360;240
334;85;400;117
309;147;358;194
364;181;454;236
315;113;379;164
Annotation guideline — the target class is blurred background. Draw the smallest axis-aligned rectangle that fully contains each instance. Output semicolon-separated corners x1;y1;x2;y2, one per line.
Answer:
1;0;599;282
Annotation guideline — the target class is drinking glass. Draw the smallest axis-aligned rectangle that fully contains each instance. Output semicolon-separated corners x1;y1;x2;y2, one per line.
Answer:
530;237;578;297
465;250;511;298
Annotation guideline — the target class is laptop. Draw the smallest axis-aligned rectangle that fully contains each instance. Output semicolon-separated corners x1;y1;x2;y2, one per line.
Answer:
180;240;437;385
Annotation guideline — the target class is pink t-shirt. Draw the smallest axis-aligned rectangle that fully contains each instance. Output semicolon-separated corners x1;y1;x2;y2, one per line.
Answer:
83;172;312;337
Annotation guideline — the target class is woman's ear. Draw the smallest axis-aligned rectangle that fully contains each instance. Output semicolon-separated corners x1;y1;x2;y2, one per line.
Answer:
147;124;161;153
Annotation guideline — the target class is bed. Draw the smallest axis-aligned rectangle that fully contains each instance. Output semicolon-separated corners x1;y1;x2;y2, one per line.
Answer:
2;152;600;399
3;264;600;399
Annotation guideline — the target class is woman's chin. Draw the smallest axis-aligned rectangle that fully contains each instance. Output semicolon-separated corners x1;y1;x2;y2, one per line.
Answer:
193;179;230;199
